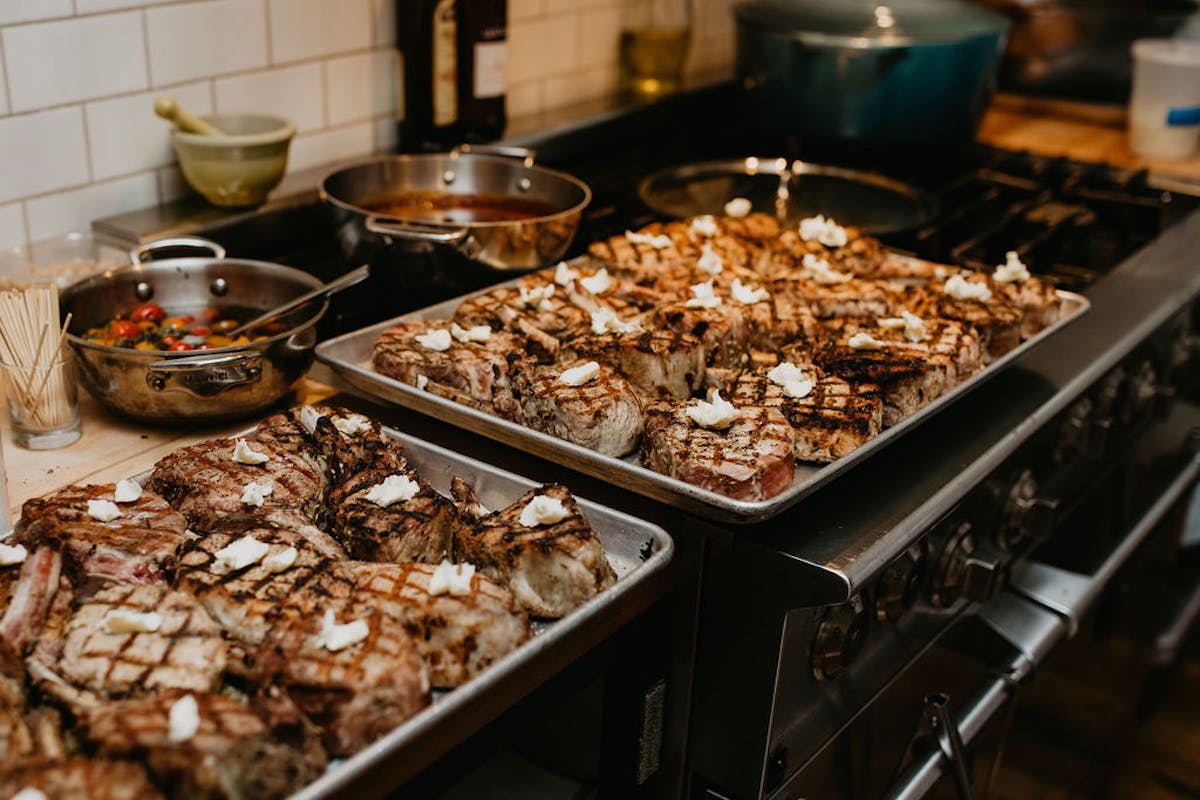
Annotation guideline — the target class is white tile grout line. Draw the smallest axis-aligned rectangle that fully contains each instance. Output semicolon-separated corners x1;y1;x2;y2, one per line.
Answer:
140;7;155;89
263;0;274;67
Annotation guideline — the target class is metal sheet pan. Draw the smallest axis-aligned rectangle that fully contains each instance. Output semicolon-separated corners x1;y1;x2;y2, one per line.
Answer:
316;269;1090;524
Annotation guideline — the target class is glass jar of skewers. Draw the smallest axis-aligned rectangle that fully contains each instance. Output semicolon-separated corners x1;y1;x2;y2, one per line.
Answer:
0;285;81;450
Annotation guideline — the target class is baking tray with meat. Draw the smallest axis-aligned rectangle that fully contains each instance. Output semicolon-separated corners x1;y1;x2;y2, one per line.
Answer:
0;414;672;799
315;215;1090;524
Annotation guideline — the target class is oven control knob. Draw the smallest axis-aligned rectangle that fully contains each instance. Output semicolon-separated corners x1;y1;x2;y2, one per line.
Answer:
997;469;1059;549
1087;415;1113;457
1054;398;1093;464
929;523;1003;609
1125;360;1158;423
811;596;869;682
873;544;925;623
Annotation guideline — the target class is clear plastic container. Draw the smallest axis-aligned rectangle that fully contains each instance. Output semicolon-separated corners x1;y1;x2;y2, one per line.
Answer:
0;230;125;291
1129;38;1200;160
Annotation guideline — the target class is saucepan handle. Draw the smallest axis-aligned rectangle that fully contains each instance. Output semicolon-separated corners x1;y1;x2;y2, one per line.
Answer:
450;142;537;167
130;236;227;265
146;351;263;397
364;215;471;245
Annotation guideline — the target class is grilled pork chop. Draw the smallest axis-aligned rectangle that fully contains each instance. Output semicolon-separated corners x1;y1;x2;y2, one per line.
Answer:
509;356;644;457
175;522;352;648
252;605;430;757
255;404;396;475
0;546;65;660
725;365;883;463
904;280;1023;361
349;561;532;688
652;299;750;370
993;273;1062;339
84;690;321;800
564;328;706;400
0;757;165;800
453;283;590;347
640;400;796;501
40;583;227;700
327;464;466;564
373;320;525;419
809;339;952;428
147;438;326;533
456;484;617;618
14;483;189;586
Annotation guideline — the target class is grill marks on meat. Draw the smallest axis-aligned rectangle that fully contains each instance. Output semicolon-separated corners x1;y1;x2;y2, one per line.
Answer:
811;341;952;428
457;484;616;618
49;584;227;699
652;301;750;370
0;756;165;800
640;401;796;501
84;690;321;800
726;368;882;463
349;562;531;688
509;357;643;457
453;283;590;346
147;438;325;533
0;547;64;660
373;320;523;419
15;484;188;587
565;328;706;400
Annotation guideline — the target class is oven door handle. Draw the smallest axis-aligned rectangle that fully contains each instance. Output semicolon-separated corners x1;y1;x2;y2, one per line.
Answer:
1009;452;1200;635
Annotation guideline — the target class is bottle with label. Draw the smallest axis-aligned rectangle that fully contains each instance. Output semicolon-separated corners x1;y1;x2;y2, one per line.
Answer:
396;0;507;151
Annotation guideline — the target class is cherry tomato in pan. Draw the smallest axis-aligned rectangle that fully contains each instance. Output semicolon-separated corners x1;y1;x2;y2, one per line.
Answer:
195;344;217;351
200;308;220;321
110;320;141;341
189;326;212;337
160;335;179;347
167;342;193;352
130;303;165;323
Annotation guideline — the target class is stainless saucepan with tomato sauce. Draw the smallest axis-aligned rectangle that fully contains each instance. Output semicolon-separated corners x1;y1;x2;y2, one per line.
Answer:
320;145;591;271
59;237;327;424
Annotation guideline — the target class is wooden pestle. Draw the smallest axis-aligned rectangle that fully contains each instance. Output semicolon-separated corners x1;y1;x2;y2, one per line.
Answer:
154;95;226;136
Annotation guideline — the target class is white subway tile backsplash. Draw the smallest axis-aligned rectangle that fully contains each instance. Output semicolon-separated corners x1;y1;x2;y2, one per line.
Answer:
326;50;394;126
25;172;158;242
288;122;373;173
268;0;371;64
0;50;8;116
3;12;147;112
216;63;324;132
86;83;212;182
373;0;396;47
508;16;579;84
373;114;397;153
544;66;614;110
0;0;72;27
579;5;623;68
0;108;89;204
75;0;175;13
157;165;194;204
509;0;545;21
0;204;27;251
506;81;542;119
147;0;268;86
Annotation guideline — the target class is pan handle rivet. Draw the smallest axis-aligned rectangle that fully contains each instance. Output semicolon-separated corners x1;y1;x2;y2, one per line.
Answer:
135;281;154;301
518;178;531;192
442;170;456;184
210;277;229;297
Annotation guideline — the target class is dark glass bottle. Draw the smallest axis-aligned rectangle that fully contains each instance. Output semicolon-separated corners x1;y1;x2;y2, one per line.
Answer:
396;0;506;151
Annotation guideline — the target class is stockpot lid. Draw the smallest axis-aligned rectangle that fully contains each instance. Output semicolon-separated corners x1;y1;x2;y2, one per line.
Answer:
735;0;1009;47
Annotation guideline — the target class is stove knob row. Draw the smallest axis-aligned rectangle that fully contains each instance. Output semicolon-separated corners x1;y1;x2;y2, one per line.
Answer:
810;596;869;682
872;544;925;624
997;469;1059;550
928;522;1004;609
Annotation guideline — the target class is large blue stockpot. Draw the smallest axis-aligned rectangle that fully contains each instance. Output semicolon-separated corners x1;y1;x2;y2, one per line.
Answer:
735;0;1010;150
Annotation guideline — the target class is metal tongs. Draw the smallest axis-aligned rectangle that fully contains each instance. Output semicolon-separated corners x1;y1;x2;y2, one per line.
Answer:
226;265;369;337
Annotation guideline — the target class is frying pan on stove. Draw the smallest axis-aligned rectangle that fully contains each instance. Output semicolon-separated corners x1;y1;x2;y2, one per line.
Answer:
638;157;937;235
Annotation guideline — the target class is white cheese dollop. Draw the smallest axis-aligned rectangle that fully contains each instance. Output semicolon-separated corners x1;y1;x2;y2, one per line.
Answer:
801;253;852;285
12;789;48;800
944;274;993;302
450;322;492;343
553;261;579;286
848;332;885;350
168;694;200;743
298;404;322;434
696;243;724;275
240;480;273;508
415;328;453;352
0;543;27;567
87;499;123;522
767;362;815;399
519;495;570;527
686;280;722;309
364;474;421;507
799;214;849;248
262;546;299;574
688;215;719;238
590;308;641;335
232;438;270;466
428;560;476;596
211;535;270;576
113;478;142;504
317;610;370;652
685;390;740;430
332;413;371;436
724;197;752;218
625;229;673;249
103;609;163;634
416;374;429;391
993;250;1031;284
730;278;769;305
517;284;555;310
579;268;612;295
878;310;927;343
559;361;601;387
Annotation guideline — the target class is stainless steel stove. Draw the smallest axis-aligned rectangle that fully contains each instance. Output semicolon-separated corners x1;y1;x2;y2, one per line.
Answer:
92;83;1200;800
